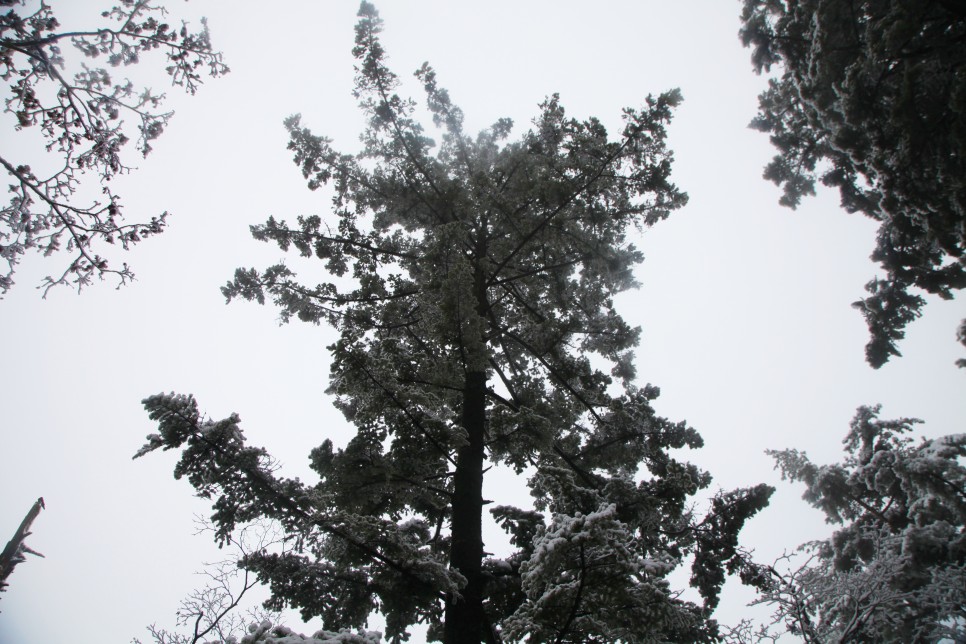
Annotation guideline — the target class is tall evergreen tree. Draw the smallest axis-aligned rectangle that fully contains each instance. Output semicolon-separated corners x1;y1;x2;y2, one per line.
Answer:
739;0;966;367
138;4;771;642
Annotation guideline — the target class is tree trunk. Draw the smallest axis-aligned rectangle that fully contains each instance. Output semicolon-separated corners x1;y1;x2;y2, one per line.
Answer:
445;369;486;643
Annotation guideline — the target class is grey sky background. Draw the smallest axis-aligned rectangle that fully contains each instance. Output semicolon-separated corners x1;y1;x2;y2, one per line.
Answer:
0;1;962;642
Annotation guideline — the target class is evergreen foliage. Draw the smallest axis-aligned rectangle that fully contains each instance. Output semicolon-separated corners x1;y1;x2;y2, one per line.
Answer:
739;0;966;367
139;4;772;642
750;406;965;642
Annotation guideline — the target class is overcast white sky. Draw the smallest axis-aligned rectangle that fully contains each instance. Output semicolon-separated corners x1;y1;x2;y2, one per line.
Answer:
1;1;962;642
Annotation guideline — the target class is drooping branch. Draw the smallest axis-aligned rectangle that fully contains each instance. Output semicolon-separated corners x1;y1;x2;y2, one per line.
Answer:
136;394;454;600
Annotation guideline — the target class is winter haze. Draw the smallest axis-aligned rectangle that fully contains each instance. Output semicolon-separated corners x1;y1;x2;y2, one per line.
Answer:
0;1;962;642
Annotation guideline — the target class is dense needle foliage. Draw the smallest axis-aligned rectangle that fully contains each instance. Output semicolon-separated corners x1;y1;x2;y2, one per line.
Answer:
740;0;966;367
139;4;771;642
751;406;965;642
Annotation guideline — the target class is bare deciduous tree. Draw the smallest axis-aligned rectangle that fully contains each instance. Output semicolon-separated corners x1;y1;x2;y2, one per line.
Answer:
1;0;227;294
134;520;280;644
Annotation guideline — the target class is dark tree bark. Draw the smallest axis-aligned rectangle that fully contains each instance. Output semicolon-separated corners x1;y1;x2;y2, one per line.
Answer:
0;497;45;597
446;259;490;644
445;370;487;644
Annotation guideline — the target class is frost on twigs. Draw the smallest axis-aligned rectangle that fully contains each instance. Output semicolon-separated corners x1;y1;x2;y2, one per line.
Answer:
136;518;387;644
134;520;282;644
744;405;966;642
0;0;227;294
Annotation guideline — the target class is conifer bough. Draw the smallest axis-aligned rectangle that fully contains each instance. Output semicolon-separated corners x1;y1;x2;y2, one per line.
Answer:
739;0;966;367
